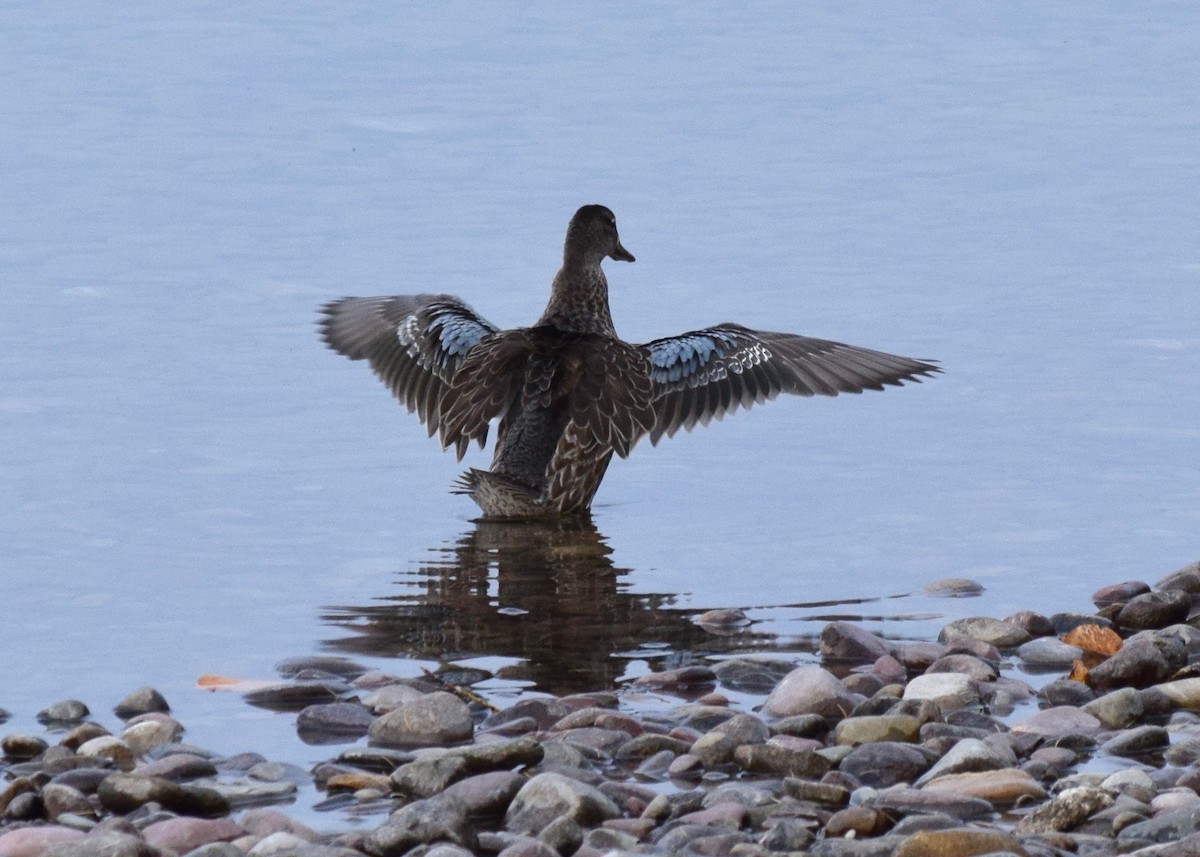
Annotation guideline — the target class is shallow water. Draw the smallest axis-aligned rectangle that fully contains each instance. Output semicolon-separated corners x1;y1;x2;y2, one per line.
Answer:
2;1;1198;832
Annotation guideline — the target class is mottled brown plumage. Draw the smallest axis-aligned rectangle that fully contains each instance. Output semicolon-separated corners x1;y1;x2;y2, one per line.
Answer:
320;204;940;518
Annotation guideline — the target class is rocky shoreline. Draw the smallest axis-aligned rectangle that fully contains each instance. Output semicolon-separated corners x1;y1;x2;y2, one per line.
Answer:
4;561;1200;857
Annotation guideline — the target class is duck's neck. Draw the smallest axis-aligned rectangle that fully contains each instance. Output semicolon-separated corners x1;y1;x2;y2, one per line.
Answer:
536;261;617;336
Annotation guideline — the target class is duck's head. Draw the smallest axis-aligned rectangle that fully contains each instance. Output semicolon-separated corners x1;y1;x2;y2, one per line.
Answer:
564;204;635;265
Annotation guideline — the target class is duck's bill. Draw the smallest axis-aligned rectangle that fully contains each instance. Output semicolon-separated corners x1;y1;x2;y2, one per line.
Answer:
611;242;635;263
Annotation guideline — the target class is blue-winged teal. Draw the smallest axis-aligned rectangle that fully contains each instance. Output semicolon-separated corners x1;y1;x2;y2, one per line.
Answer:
320;204;939;518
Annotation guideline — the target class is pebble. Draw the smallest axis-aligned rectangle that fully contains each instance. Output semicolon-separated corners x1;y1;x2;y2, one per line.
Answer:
819;621;892;661
1018;636;1084;668
938;616;1031;648
762;665;858;718
5;562;1200;857
114;686;171;719
367;691;474;747
296;702;375;739
903;672;979;709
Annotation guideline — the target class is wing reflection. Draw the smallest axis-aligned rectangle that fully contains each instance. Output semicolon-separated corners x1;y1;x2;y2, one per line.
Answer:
320;517;776;695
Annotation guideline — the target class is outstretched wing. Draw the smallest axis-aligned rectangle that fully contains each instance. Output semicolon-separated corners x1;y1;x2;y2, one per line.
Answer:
641;323;940;444
319;294;498;450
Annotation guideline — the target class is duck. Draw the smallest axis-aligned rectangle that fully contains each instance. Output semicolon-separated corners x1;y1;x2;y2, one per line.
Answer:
320;204;939;518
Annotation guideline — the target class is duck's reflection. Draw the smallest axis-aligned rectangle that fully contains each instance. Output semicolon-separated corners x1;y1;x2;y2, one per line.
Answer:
320;517;774;695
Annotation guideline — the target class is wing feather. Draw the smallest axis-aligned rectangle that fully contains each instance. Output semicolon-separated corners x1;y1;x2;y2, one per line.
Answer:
641;323;939;444
319;294;499;445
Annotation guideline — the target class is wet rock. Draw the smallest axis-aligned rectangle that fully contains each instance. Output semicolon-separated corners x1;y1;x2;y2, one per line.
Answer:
38;699;90;724
666;752;703;778
734;742;831;777
114;687;170;719
243;680;350;712
1082;686;1144;729
710;711;770;745
122;717;183;756
688;730;736;767
1158;561;1200;593
894;642;947;671
483;698;575;732
2;733;48;761
759;818;815;851
78;735;137;770
334;746;414;774
388;738;539;799
915;737;1014;784
58;722;110;751
42;783;95;820
1018;636;1084;669
1039;677;1096;707
505;772;620;834
711;657;794;694
137;752;219;781
361;683;426;714
820;622;891;662
1094;580;1152;608
1015;785;1113;834
630;665;716;691
926;653;998;682
0;826;87;856
938;616;1031;648
4;791;42;820
892;828;1029;857
368;691;473;747
186;844;246;857
1102;768;1156;803
863;784;994;820
142;816;244;852
1101;725;1170;757
871;654;907;685
296;702;374;739
770;713;828;739
1052;611;1115;634
921;767;1047;806
826;805;893;837
762;665;858;719
923;578;985;597
440;770;525;816
1116;590;1192;630
615;733;692;761
1005;610;1056;637
1118;803;1200;843
694;608;750;632
363;794;475;855
834;714;921;745
1154;677;1200;711
784;777;850;805
902;673;979;709
839;742;933;787
494;840;558;857
275;655;367;679
192;776;298;808
239;807;319;840
1012;705;1102;738
1087;639;1171;690
98;772;230;817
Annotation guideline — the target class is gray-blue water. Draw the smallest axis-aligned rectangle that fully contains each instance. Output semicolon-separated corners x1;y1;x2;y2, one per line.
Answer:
3;2;1197;832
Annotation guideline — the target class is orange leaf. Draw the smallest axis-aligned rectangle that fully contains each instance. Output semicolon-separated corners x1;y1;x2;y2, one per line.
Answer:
196;674;279;693
1068;659;1089;683
1062;624;1123;657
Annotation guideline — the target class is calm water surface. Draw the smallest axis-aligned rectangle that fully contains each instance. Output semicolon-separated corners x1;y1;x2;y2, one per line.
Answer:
3;2;1198;831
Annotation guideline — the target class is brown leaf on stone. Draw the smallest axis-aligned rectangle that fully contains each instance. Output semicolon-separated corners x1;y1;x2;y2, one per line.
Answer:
1067;660;1089;683
1062;624;1122;657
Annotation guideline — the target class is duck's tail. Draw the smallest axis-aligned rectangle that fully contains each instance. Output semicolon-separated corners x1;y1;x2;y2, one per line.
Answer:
453;468;549;519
